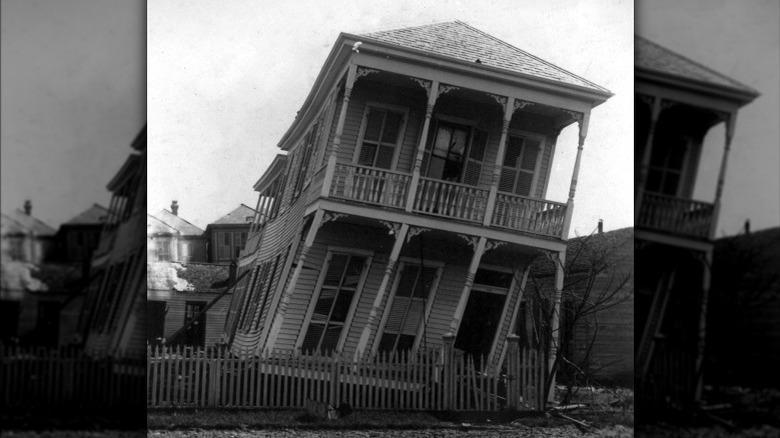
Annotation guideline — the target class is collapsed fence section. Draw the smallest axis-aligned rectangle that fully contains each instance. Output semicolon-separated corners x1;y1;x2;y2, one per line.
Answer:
0;345;145;408
147;335;546;411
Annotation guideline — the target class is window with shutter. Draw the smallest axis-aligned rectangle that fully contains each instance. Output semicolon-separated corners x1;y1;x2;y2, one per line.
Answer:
646;134;690;196
463;129;488;186
356;107;404;169
378;263;439;355
300;253;367;355
423;121;471;182
499;134;541;197
217;231;232;261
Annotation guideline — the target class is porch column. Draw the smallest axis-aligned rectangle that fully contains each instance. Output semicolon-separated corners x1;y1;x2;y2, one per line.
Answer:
710;114;736;240
449;236;487;333
548;250;565;401
560;112;590;239
264;209;325;349
483;97;515;227
356;222;409;357
321;64;358;198
405;81;440;212
694;250;713;401
635;96;662;221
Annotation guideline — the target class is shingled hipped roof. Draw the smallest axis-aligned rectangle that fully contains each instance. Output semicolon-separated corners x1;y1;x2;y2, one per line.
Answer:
209;204;257;226
635;35;759;96
360;21;610;94
63;204;109;226
150;209;205;236
1;210;57;236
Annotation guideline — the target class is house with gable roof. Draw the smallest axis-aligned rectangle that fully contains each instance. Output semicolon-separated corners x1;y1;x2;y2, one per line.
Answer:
204;204;256;264
56;203;108;263
1;201;57;264
223;19;615;374
147;201;208;263
634;36;759;416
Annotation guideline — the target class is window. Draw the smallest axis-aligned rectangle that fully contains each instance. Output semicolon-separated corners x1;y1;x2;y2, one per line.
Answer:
156;240;171;262
300;253;368;355
217;231;232;260
422;121;489;185
9;238;24;261
646;134;690;196
184;301;207;347
180;242;190;262
357;107;404;169
498;134;541;197
234;232;247;258
378;262;440;354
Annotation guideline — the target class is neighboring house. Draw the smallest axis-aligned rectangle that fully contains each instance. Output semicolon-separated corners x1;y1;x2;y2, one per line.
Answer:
707;226;780;389
204;204;256;264
147;201;208;263
223;19;613;378
634;36;759;414
56;203;108;263
79;126;147;358
530;226;634;386
1;201;57;264
147;262;231;348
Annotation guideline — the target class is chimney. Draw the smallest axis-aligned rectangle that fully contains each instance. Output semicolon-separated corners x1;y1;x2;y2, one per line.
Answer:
597;219;603;234
745;219;751;235
171;200;179;216
23;200;32;215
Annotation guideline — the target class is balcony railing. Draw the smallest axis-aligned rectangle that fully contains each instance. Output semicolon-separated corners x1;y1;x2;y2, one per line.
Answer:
637;193;714;239
491;193;567;237
329;164;410;209
319;162;569;239
412;178;489;223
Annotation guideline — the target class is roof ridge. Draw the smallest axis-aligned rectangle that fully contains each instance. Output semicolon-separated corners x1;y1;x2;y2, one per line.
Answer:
147;213;179;234
358;19;456;37
157;209;205;233
636;35;759;95
457;21;610;93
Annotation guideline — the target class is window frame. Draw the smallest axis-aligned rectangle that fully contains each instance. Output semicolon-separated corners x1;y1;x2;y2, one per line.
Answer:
375;258;444;356
352;102;409;171
646;134;693;198
296;248;373;355
498;129;546;198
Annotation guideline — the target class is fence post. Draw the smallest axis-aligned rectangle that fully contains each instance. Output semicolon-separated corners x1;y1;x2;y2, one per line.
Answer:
442;332;455;410
506;334;520;410
207;351;218;407
329;353;340;408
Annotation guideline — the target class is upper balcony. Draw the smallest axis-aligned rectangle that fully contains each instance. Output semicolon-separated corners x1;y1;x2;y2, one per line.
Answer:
637;193;714;239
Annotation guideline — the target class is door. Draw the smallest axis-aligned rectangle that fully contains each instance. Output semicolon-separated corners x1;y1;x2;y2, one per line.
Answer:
184;301;207;347
455;290;506;364
147;300;167;346
424;121;471;182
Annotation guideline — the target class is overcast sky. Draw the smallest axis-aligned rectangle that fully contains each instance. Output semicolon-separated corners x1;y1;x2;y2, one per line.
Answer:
148;0;633;237
1;0;145;228
638;0;780;235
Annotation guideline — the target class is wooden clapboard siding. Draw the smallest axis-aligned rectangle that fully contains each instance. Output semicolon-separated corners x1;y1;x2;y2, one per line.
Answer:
148;290;232;347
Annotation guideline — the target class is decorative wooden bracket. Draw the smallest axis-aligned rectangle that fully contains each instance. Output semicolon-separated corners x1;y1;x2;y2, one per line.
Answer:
406;226;431;242
457;234;480;251
484;239;506;253
487;93;507;107
438;84;459;96
562;109;583;123
378;220;402;236
514;99;534;112
321;211;347;226
410;78;432;96
355;67;381;80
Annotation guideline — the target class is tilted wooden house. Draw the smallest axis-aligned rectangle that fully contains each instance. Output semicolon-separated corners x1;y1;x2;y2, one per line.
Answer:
79;126;147;358
634;36;759;415
224;21;613;372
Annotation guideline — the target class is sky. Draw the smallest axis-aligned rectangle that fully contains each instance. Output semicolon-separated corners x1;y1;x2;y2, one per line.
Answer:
148;0;633;237
637;0;780;236
0;0;145;228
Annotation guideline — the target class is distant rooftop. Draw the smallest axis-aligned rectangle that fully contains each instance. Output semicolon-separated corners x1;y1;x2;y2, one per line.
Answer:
1;209;57;236
150;209;205;236
209;204;257;226
360;20;610;94
63;204;109;226
635;35;759;97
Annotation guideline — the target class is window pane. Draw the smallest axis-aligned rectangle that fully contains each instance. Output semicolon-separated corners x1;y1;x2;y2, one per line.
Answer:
358;143;377;166
503;136;523;167
449;128;468;158
312;288;336;322
330;290;354;322
381;111;403;143
301;323;324;354
324;254;348;286
364;110;384;142
520;140;540;170
343;256;366;288
433;126;452;157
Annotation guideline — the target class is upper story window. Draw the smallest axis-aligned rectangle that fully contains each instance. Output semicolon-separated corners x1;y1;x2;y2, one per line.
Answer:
300;252;369;355
215;231;248;261
499;134;542;197
356;106;405;169
646;134;690;197
423;120;489;185
156;239;171;262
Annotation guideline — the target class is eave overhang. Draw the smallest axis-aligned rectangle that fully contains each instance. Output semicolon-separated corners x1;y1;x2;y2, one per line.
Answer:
636;67;759;109
278;32;614;152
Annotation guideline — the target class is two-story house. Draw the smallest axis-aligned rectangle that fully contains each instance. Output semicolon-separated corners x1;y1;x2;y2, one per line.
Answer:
79;126;147;357
634;36;759;416
204;204;255;264
147;201;208;263
1;201;57;264
56;203;108;263
224;22;613;379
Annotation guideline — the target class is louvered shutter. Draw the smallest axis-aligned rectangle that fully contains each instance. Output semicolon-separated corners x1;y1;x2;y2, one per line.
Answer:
516;138;540;196
499;137;523;192
464;129;488;186
375;111;402;169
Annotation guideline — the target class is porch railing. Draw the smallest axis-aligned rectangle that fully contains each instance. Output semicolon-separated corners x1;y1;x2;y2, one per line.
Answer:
329;164;410;209
491;193;567;237
637;193;714;239
412;178;489;223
